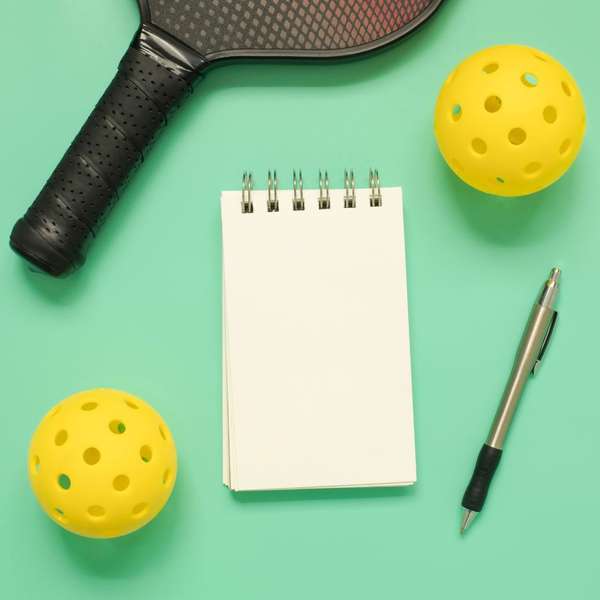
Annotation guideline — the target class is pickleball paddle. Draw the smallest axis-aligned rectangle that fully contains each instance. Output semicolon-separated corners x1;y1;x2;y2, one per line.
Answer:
10;0;446;277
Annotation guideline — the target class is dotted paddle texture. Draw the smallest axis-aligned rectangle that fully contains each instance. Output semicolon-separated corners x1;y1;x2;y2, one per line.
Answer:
13;47;193;274
148;0;433;57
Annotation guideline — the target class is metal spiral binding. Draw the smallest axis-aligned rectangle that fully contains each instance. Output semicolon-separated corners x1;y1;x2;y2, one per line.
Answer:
292;170;305;211
369;169;382;207
319;170;330;209
240;169;383;212
267;170;279;212
241;171;253;213
344;169;356;208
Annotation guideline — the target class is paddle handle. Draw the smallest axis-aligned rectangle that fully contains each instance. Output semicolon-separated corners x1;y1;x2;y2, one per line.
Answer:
10;45;194;277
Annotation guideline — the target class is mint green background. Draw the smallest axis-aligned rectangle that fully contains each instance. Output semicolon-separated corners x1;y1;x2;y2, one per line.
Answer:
1;1;599;598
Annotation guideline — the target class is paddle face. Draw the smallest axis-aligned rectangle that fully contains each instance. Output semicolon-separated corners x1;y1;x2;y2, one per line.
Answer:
142;0;446;62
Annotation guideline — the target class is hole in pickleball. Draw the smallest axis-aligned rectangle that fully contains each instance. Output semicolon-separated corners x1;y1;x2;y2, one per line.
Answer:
132;503;148;517
521;73;538;87
559;139;571;155
445;69;457;85
509;128;526;145
88;505;105;517
163;468;172;485
84;448;101;465
54;508;68;522
472;138;487;154
543;106;557;124
103;530;120;538
113;475;130;491
58;474;71;490
484;96;502;113
524;162;541;174
55;430;68;446
109;420;126;434
140;446;152;463
451;159;464;173
482;63;498;74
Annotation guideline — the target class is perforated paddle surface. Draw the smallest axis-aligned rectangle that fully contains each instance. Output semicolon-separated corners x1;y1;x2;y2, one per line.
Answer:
148;0;434;56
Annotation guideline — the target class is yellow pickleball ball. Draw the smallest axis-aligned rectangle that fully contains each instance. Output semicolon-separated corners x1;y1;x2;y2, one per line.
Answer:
434;45;585;196
28;389;177;538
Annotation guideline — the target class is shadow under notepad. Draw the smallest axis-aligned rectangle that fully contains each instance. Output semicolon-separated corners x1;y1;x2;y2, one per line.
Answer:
232;485;416;504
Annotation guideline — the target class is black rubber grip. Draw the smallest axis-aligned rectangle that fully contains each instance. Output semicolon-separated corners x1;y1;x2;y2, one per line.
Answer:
461;444;502;513
9;45;194;277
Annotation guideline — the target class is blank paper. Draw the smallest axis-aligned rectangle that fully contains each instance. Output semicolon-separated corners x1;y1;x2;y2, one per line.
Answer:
222;186;416;491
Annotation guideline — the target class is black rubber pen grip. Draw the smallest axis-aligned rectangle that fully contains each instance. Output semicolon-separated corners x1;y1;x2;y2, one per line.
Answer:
462;444;502;513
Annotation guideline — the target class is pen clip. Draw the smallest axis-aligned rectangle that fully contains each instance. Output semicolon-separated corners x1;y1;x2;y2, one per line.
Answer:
531;310;558;375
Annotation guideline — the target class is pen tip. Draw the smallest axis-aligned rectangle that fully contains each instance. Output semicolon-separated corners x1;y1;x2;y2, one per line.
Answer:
460;509;477;535
549;268;561;283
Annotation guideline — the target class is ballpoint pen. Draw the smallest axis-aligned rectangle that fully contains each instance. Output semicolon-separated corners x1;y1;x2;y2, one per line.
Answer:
460;268;561;534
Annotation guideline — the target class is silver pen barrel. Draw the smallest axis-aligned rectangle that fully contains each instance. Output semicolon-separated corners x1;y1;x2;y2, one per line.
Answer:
538;268;561;310
486;269;560;449
461;269;561;533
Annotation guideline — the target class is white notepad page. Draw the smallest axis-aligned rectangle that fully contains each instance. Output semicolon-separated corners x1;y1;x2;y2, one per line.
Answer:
222;187;416;491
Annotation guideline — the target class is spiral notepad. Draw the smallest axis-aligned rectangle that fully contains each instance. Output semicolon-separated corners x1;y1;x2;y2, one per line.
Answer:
222;170;416;491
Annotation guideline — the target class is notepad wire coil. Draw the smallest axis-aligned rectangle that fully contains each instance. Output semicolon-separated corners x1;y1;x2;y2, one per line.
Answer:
241;172;253;213
241;169;383;213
